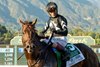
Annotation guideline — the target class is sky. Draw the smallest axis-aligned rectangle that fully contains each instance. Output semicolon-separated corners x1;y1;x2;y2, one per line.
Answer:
88;0;100;7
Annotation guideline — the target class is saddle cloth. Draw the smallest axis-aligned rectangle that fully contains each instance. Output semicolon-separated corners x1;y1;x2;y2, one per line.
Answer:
65;43;85;67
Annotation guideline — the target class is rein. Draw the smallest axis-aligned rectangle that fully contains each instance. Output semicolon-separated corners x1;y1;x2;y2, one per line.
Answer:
20;21;54;67
17;29;37;61
30;32;54;66
17;53;25;60
31;56;41;66
31;33;53;67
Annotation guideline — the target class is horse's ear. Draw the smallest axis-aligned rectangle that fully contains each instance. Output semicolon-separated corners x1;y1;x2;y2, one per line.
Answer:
19;19;25;25
32;18;37;25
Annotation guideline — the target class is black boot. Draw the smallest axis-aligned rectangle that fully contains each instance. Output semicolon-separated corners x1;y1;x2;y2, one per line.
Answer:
62;49;70;61
55;44;70;61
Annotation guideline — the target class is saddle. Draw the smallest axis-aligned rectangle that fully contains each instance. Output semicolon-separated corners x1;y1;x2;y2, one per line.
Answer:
52;43;85;67
41;42;85;67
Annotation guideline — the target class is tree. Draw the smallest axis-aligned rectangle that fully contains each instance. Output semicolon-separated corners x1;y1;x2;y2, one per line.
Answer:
95;33;100;45
0;25;7;34
0;24;14;44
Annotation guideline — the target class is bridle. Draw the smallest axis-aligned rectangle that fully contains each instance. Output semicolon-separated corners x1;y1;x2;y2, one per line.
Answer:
23;24;38;53
19;20;54;67
18;23;37;60
24;24;47;67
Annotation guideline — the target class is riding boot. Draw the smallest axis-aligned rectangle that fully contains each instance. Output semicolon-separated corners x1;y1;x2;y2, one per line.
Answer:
56;44;70;61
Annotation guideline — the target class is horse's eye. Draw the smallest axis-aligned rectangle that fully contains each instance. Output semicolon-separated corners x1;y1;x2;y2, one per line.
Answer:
27;45;29;48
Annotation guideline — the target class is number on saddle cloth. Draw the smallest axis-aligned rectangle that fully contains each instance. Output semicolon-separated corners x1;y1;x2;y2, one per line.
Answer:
65;43;80;58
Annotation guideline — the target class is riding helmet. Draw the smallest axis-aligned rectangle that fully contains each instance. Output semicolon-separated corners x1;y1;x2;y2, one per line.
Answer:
46;2;58;13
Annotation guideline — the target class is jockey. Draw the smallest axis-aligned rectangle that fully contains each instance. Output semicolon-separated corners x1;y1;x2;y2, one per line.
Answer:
41;2;70;61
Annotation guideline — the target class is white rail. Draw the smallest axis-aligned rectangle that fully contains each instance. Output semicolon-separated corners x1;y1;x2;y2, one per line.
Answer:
0;65;27;67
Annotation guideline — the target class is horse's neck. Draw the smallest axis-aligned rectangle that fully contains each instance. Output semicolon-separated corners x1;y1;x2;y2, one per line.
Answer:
33;35;41;46
34;40;41;46
35;33;43;45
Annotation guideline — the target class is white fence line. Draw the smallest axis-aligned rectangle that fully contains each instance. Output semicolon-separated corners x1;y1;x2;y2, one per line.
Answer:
0;65;27;67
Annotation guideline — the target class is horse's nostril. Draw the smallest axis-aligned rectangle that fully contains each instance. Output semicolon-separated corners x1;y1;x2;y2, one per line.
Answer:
33;46;35;48
30;50;32;52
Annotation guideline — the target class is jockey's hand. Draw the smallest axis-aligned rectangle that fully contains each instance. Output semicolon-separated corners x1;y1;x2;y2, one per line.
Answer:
45;36;49;39
38;32;46;39
52;28;56;33
40;32;45;36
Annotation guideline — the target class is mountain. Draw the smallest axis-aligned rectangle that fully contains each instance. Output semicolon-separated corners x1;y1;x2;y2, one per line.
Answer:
0;0;100;33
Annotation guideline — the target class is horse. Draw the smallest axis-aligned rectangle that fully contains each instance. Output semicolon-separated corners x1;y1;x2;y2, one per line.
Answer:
19;19;99;67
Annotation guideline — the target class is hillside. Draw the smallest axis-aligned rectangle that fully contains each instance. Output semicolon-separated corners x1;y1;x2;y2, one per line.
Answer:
0;0;100;33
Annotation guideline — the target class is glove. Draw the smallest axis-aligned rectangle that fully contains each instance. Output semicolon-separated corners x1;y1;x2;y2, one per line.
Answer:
45;36;49;39
51;28;57;33
39;32;45;36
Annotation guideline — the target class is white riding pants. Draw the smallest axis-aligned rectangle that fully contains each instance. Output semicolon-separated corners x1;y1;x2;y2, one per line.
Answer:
42;36;67;47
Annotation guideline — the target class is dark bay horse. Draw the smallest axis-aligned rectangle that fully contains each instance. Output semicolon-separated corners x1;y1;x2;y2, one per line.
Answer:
19;19;99;67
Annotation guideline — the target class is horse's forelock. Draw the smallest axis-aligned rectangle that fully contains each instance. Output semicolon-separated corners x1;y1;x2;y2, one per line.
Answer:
24;21;32;24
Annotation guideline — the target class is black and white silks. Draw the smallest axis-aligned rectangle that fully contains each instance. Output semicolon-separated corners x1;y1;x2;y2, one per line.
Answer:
41;14;68;47
42;14;68;36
